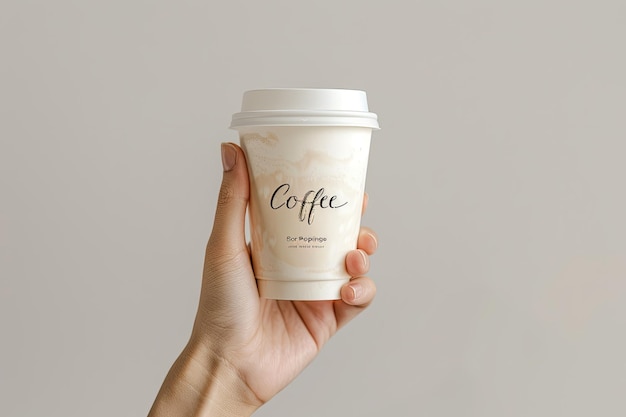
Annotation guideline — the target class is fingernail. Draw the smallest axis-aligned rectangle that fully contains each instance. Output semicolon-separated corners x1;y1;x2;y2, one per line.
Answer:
357;249;368;269
367;232;378;251
221;143;237;172
348;283;363;302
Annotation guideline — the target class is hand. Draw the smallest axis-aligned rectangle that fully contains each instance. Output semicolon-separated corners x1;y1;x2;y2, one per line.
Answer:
149;143;378;416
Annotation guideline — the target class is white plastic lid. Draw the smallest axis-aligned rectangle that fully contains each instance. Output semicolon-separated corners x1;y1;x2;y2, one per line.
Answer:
230;88;379;129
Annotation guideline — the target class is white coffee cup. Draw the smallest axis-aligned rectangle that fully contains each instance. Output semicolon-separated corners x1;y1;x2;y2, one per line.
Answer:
230;88;379;300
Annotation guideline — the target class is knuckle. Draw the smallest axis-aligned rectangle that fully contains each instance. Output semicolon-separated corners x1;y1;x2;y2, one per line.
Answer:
205;243;248;273
218;183;234;206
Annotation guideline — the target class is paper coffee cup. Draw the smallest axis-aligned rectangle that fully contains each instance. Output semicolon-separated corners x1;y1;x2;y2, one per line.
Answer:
230;88;379;300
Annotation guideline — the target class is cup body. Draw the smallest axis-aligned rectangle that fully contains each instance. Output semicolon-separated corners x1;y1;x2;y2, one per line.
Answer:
231;89;378;300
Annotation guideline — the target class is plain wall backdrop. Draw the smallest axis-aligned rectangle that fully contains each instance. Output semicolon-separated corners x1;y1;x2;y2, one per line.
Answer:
1;1;625;416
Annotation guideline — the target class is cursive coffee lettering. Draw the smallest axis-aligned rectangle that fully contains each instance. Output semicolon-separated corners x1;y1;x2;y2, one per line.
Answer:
270;183;347;225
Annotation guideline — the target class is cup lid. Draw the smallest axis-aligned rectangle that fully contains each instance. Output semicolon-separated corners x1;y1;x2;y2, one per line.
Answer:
230;88;379;129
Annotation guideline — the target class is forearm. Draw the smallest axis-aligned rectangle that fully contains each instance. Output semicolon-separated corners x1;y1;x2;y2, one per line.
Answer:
148;343;260;417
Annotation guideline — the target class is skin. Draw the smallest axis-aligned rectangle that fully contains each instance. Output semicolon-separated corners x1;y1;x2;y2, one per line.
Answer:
148;143;378;416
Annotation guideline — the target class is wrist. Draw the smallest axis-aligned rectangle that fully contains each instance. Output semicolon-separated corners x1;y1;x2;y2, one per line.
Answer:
148;342;261;417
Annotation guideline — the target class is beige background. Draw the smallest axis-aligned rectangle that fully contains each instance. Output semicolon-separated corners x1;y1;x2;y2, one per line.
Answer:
1;1;625;416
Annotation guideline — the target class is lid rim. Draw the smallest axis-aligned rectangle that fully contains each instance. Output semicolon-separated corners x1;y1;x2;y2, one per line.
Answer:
230;118;380;129
231;88;379;129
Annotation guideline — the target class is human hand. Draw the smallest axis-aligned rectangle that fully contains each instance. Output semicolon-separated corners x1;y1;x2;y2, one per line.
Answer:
148;143;377;417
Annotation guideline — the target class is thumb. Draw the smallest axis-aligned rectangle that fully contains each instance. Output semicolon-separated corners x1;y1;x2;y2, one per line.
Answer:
207;142;250;255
